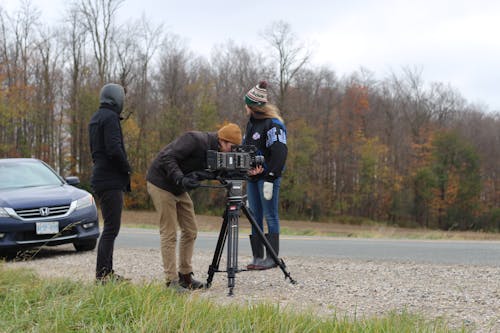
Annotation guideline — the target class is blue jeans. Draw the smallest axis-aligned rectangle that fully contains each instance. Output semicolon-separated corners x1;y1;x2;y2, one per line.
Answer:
246;178;281;235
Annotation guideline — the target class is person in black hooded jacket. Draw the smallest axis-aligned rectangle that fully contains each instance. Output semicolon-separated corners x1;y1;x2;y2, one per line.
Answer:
88;83;131;283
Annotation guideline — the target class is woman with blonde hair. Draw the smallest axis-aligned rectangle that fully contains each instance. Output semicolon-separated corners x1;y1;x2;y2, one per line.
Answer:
243;80;287;270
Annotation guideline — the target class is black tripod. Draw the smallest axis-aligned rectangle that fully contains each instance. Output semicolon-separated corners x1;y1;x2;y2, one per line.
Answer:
205;179;296;296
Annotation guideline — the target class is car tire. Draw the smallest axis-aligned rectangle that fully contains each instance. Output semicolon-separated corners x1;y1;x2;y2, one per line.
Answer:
73;239;97;252
0;250;17;260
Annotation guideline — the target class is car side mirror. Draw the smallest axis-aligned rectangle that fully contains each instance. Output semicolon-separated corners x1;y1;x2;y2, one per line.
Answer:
65;176;80;185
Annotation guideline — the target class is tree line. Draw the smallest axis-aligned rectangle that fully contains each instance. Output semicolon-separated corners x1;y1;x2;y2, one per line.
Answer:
1;0;499;231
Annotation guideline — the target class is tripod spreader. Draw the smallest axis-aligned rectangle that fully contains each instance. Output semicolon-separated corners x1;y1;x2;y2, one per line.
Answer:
205;179;296;296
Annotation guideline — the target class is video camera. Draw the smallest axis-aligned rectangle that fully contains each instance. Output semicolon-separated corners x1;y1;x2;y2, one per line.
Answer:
206;145;264;179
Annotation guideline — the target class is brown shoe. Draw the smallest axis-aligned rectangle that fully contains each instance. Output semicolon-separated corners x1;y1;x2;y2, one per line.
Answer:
178;272;205;289
166;280;189;293
247;258;266;270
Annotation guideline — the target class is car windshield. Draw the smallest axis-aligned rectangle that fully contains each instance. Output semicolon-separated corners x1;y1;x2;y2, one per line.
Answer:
0;161;63;190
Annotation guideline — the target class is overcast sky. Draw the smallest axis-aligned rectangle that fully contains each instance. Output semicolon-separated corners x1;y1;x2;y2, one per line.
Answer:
3;0;500;112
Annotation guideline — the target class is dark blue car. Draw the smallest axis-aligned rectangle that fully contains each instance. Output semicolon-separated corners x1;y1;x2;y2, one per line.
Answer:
0;158;99;256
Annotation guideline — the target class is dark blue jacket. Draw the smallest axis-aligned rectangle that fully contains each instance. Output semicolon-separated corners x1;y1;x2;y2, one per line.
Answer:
243;117;287;182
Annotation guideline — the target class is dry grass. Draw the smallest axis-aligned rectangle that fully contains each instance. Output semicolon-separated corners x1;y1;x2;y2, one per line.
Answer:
121;210;500;241
0;267;453;333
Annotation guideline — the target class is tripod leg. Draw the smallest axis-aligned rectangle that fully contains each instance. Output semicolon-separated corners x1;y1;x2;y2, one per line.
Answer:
242;205;297;284
206;210;229;288
226;206;240;296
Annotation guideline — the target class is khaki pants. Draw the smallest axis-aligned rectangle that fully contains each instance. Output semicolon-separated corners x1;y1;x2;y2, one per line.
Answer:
147;182;198;282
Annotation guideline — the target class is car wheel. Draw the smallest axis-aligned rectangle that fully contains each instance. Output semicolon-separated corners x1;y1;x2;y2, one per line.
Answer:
0;250;18;260
73;239;97;252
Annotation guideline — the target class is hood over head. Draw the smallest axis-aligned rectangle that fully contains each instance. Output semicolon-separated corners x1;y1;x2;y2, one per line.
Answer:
99;83;125;113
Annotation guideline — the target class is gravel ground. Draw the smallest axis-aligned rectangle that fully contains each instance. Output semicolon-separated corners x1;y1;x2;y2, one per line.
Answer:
5;245;500;332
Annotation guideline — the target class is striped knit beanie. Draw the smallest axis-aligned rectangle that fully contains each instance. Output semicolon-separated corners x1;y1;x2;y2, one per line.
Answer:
244;81;268;106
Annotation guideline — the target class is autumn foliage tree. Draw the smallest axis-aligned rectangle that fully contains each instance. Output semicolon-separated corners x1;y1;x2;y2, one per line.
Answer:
0;2;499;231
430;131;481;230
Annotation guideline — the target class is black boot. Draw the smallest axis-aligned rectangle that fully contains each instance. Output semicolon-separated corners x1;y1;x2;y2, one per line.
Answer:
96;270;130;285
247;234;265;270
178;272;204;289
260;233;279;270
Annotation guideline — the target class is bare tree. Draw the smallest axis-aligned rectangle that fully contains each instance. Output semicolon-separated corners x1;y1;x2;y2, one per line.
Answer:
76;0;123;84
261;20;310;111
0;8;13;84
210;40;271;123
63;4;88;175
116;15;163;171
427;82;464;126
0;1;41;156
33;26;62;165
155;34;192;142
111;14;163;88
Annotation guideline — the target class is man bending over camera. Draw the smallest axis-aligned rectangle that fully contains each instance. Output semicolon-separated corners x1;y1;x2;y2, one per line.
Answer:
146;123;242;291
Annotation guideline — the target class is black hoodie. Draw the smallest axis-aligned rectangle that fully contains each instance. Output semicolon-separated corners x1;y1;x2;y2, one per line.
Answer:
88;84;131;193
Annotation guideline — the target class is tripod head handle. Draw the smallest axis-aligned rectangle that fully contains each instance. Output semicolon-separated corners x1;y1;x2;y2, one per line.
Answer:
198;176;232;189
198;177;245;199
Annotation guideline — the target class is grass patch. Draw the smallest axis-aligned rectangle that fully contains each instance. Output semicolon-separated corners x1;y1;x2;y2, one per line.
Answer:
280;227;318;236
120;210;500;241
0;265;465;333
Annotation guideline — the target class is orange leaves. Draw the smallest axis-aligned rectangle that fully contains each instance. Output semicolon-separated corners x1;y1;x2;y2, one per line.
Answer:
343;84;370;116
124;172;149;209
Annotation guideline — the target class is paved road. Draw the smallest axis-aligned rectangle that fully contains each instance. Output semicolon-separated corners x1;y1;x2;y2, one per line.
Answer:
116;228;500;266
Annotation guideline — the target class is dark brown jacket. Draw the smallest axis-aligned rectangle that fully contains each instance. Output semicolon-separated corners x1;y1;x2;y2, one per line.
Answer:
146;131;218;195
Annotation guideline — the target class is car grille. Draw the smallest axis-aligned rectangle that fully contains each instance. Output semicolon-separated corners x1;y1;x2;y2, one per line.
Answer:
14;205;71;219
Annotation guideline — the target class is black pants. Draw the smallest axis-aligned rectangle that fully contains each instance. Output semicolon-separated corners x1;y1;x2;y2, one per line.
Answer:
95;190;123;278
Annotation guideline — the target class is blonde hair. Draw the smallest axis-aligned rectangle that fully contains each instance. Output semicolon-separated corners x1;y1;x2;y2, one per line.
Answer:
248;103;284;123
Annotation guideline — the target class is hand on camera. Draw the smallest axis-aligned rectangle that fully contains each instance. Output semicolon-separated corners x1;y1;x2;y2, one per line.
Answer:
263;181;273;200
180;176;200;190
190;170;216;181
248;165;264;176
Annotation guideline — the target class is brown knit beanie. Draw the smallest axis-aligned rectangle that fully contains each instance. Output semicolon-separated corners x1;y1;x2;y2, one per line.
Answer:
217;123;242;145
245;80;268;106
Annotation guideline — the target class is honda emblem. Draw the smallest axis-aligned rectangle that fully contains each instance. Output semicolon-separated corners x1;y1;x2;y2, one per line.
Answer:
39;207;50;217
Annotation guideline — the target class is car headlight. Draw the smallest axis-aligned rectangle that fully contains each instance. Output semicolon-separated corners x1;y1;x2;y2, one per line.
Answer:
0;207;10;217
75;194;95;210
